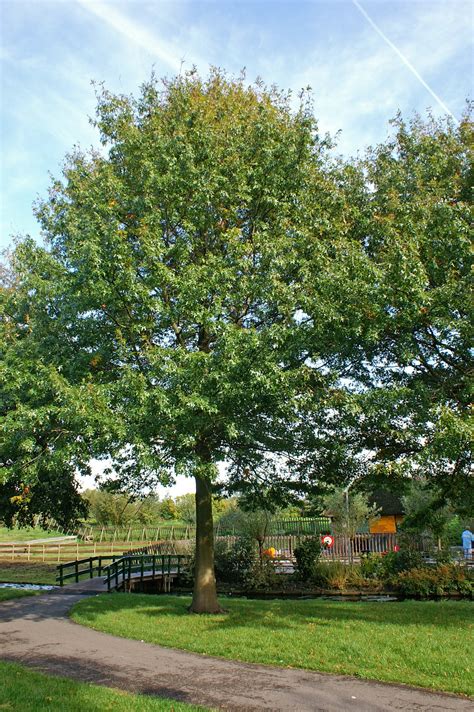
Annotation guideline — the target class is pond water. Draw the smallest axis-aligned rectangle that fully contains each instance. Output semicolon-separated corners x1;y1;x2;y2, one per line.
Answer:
0;582;58;591
319;595;398;602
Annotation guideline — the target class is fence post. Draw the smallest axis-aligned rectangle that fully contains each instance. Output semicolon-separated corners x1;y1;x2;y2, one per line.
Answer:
42;544;45;562
75;560;79;583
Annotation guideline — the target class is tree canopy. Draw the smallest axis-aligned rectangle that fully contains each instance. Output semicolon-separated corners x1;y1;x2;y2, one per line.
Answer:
2;71;365;612
1;70;471;611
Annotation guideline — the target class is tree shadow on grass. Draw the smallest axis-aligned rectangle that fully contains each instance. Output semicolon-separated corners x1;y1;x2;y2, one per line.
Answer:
72;593;473;633
0;656;204;711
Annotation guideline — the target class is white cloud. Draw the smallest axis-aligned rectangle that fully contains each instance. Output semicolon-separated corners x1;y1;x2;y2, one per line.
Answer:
353;0;458;121
288;0;471;154
76;0;188;71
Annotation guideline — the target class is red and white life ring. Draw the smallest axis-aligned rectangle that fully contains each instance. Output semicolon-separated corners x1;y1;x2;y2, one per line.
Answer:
321;534;334;548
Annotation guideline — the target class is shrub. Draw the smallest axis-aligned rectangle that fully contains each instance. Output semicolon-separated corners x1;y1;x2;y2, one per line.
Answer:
380;548;425;577
310;561;348;589
245;557;279;590
214;537;256;585
360;553;385;580
395;565;473;599
294;538;322;582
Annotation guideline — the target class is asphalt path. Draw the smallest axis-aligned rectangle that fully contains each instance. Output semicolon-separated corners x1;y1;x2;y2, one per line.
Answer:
0;584;472;711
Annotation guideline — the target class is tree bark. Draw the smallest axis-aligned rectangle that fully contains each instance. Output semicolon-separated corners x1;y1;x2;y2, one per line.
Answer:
189;472;224;614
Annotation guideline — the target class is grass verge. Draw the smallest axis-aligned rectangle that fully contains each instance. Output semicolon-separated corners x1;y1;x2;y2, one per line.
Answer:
0;562;58;585
72;594;473;697
0;660;209;711
0;526;64;542
0;589;37;602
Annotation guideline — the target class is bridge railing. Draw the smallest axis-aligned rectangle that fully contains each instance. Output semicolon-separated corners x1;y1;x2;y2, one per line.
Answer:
103;554;190;592
56;555;123;586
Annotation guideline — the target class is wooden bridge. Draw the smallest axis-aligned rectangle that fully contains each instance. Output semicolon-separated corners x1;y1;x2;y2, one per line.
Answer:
57;553;190;593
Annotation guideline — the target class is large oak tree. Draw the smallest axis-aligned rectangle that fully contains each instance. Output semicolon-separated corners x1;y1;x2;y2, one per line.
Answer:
5;71;366;612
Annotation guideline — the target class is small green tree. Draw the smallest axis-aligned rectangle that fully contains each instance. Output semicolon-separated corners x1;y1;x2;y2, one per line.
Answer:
323;488;379;538
174;493;196;525
400;479;453;549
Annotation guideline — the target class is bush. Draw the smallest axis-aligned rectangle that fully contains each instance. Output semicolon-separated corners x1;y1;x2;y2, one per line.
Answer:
214;537;256;585
246;557;279;590
380;548;425;577
310;561;347;589
360;553;385;580
294;538;322;582
395;565;473;599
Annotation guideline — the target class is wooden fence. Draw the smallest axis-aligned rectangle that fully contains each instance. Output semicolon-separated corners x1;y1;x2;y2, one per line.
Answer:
74;517;331;542
0;540;166;563
1;532;434;564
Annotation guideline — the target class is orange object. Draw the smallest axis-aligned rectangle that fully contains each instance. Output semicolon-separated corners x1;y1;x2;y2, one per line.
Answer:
263;547;277;558
369;515;398;534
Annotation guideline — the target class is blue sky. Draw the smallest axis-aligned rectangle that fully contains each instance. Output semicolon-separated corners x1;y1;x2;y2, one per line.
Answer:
1;0;472;253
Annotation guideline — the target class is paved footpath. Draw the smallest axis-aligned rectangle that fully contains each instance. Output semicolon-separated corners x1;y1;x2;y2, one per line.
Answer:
0;584;472;712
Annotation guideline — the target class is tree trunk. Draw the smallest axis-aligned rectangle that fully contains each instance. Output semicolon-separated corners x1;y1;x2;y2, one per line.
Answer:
189;473;224;614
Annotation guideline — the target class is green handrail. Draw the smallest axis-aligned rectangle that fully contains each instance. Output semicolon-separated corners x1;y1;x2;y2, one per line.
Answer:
103;554;190;592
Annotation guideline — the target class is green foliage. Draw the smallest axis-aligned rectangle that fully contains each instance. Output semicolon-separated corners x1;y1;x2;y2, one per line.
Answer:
379;548;425;576
174;493;196;525
0;470;86;530
395;565;473;599
294;538;322;582
322;489;379;537
359;553;386;580
400;478;453;544
2;69;472;594
214;537;256;586
157;497;177;520
345;110;473;513
0;589;37;602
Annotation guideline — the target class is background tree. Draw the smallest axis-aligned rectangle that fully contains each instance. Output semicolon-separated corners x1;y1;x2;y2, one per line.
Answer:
322;488;379;539
1;262;106;529
356;110;473;512
9;70;363;612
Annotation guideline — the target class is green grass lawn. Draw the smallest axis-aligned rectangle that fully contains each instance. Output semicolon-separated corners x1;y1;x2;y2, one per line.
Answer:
0;526;64;542
72;595;473;697
0;660;209;711
0;588;37;602
0;562;58;584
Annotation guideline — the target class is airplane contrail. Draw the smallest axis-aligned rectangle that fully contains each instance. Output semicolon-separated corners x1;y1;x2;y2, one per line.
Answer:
352;0;458;122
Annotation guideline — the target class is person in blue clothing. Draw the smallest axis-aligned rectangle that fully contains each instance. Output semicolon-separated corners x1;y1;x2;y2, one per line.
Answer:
461;528;474;559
